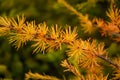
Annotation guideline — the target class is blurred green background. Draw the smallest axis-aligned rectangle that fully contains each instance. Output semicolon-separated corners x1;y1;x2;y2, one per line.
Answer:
0;0;119;79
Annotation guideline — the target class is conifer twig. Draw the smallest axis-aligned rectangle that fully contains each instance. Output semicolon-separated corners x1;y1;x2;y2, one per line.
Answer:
96;54;120;69
83;48;120;69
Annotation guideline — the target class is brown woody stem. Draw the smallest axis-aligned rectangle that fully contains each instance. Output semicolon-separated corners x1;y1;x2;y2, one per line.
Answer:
96;55;120;69
83;49;120;69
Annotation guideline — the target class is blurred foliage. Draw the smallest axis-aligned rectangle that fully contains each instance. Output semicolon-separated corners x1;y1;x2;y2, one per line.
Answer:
0;0;110;26
0;0;119;80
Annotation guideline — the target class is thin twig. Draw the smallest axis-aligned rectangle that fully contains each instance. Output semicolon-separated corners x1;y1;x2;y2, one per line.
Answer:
96;55;120;69
83;49;120;69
